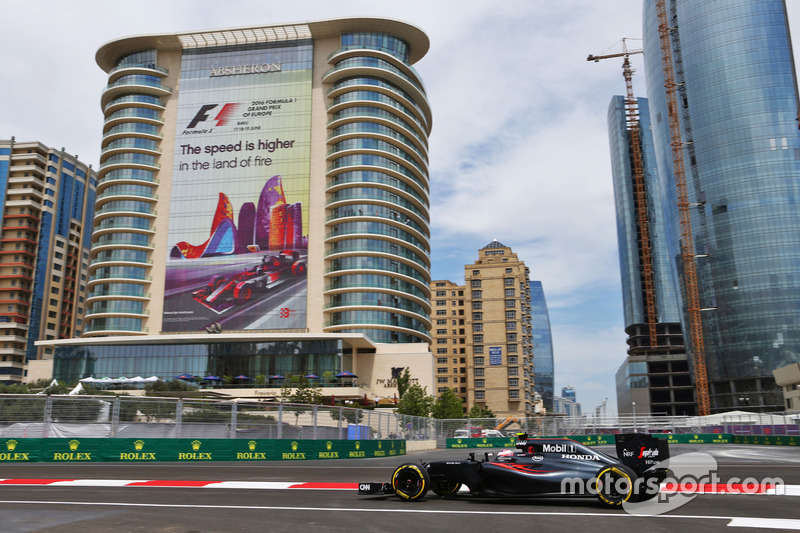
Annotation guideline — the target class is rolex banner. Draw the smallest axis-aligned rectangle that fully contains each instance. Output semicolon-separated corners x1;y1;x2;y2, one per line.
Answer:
0;438;405;462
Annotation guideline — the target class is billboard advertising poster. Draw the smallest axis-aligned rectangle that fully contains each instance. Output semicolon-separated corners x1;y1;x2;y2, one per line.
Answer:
163;41;312;332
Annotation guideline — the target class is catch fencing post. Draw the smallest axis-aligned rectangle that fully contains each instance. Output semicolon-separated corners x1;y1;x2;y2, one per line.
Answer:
277;403;283;439
229;402;238;439
43;396;52;438
110;396;120;437
175;398;183;439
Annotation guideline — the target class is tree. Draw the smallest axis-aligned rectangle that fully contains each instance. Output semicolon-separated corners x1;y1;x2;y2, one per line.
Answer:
468;404;496;419
279;375;323;405
395;383;433;417
396;367;410;399
431;388;464;419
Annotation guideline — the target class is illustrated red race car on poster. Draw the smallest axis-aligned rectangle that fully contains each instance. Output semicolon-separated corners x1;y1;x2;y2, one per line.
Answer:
358;433;670;508
191;250;306;314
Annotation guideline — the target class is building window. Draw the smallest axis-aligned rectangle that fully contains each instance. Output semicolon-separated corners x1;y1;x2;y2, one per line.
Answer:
472;290;482;299
474;356;484;366
475;391;485;400
471;279;482;288
437;377;449;383
473;334;483;343
472;312;483;321
437;357;448;364
474;346;484;355
505;288;515;297
436;319;447;325
436;300;446;306
472;301;482;309
437;368;449;374
436;329;447;335
472;270;479;275
474;379;485;388
507;333;517;342
505;299;515;308
474;367;484;377
508;367;519;376
437;338;447;344
504;277;514;286
508;355;518;364
505;310;516;319
505;268;512;274
436;290;446;297
506;322;516;330
507;344;518;353
436;310;447;315
472;323;483;332
509;390;519;399
437;348;448;354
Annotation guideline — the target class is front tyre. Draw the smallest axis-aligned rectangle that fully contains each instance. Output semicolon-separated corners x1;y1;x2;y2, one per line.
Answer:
595;464;638;508
391;463;430;501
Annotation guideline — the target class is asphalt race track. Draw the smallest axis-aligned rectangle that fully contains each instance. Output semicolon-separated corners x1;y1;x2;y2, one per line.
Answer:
0;444;798;532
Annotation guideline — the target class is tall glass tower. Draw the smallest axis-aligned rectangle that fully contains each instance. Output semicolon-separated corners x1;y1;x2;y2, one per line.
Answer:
608;95;696;415
529;280;554;411
643;0;800;411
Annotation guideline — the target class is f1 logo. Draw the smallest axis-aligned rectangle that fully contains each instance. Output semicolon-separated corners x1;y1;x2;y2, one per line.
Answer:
187;103;239;128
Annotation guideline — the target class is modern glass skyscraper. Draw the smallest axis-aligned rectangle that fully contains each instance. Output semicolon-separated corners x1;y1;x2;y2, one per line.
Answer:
643;0;800;411
608;95;696;415
529;280;554;411
40;19;437;402
86;19;431;344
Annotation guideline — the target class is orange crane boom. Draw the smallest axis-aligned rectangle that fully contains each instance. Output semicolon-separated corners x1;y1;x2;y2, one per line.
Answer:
655;0;710;416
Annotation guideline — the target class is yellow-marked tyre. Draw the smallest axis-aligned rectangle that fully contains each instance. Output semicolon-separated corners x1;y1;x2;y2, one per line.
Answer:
391;463;430;501
595;464;638;508
432;481;462;497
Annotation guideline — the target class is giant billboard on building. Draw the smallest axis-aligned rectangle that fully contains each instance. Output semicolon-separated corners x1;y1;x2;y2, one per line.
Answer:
162;40;312;332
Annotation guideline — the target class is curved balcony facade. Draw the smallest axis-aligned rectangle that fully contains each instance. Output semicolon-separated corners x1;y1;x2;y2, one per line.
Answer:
87;49;164;336
323;32;431;344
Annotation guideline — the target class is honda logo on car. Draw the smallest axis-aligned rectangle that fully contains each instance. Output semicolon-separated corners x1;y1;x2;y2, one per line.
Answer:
561;453;600;461
542;443;576;453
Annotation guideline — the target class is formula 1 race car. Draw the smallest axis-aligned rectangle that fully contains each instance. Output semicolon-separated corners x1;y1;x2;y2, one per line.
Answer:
191;250;306;313
358;433;670;508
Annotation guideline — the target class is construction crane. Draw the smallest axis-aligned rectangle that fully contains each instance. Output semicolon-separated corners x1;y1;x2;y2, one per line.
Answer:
655;0;710;416
588;39;659;350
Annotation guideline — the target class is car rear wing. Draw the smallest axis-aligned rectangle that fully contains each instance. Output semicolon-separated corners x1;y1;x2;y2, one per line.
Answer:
614;433;669;475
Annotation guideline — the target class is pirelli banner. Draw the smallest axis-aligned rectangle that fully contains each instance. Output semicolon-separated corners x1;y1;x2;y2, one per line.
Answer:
0;438;404;463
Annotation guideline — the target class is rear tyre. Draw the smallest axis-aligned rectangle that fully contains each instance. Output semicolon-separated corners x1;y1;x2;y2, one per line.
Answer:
391;463;430;501
234;282;253;303
595;464;638;508
432;481;462;497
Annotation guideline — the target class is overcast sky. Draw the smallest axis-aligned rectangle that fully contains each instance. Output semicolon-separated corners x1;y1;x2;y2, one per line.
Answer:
3;1;799;415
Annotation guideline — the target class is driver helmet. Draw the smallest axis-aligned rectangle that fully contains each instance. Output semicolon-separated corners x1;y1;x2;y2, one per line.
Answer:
496;449;516;462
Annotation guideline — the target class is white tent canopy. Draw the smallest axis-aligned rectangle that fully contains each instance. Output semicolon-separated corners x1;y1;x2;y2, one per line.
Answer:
79;376;161;384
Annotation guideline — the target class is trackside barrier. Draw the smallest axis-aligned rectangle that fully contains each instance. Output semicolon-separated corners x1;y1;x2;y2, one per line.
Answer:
0;437;405;462
732;435;799;446
444;434;756;448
